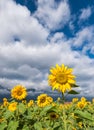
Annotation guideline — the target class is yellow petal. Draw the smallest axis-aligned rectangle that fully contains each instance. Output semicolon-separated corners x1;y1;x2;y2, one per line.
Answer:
67;75;76;78
56;64;61;71
48;75;55;79
50;68;57;75
65;83;71;90
68;79;75;84
54;83;59;89
65;68;73;74
61;85;66;93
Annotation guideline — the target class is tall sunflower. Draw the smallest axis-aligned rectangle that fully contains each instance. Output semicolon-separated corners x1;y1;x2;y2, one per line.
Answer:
48;64;76;93
11;85;27;100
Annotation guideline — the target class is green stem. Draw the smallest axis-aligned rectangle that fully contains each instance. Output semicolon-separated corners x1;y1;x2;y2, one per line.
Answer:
64;120;67;130
62;93;65;104
62;110;67;130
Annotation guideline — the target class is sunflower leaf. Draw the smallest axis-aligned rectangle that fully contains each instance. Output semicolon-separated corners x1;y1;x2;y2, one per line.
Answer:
7;121;19;130
71;84;79;87
68;90;79;94
18;103;26;114
74;110;93;121
42;105;54;112
0;122;7;130
34;122;43;130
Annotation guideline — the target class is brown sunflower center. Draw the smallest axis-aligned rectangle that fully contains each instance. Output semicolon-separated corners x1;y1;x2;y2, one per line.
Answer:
17;90;23;96
50;113;58;120
40;97;46;103
56;72;67;84
79;104;84;108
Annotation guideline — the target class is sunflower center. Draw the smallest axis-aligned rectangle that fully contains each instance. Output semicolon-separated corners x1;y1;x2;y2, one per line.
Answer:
40;97;46;103
17;91;23;96
56;72;67;84
50;114;56;118
50;113;58;120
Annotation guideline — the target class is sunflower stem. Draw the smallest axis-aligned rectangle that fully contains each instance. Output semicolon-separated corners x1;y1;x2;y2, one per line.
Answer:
62;93;65;104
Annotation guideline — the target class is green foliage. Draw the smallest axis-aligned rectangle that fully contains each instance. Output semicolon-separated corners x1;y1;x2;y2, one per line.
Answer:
68;90;79;94
7;121;19;130
1;97;94;130
17;103;26;114
34;122;43;130
0;122;7;130
74;110;93;121
3;110;14;119
71;84;79;88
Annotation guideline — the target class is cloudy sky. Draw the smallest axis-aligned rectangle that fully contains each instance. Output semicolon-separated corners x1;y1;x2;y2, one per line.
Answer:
0;0;94;97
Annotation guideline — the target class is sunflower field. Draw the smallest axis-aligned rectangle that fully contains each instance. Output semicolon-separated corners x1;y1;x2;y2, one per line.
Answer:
0;64;94;130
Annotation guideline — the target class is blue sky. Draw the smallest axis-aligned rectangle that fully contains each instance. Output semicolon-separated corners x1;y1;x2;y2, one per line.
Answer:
0;0;94;97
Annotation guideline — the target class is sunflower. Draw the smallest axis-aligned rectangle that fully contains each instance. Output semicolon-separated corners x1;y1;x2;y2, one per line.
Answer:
3;98;9;107
0;118;4;123
72;98;78;103
77;101;87;109
11;85;27;100
8;102;17;112
28;100;34;107
37;94;53;107
48;64;76;93
49;112;59;120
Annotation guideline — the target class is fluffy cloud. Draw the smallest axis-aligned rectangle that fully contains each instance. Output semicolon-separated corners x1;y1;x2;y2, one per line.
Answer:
71;26;94;48
34;0;70;30
79;7;92;21
0;42;63;90
0;0;49;45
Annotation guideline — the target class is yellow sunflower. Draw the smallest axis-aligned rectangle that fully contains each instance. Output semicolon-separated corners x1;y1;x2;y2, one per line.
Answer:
0;118;4;123
8;102;17;112
37;94;53;107
11;85;27;100
77;101;87;109
28;100;34;107
48;64;76;93
3;98;9;107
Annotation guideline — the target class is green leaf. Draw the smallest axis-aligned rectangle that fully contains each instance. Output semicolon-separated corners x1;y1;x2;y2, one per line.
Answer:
7;121;19;130
40;105;58;116
71;84;79;87
22;125;29;130
68;90;79;95
3;110;14;119
18;103;26;114
53;122;60;130
34;122;43;130
0;122;7;130
74;110;93;121
42;105;54;112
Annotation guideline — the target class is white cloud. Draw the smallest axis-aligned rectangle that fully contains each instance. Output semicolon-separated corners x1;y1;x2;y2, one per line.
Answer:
71;26;94;47
34;0;70;30
0;0;49;45
49;32;66;43
0;42;63;90
1;33;94;96
79;7;92;20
